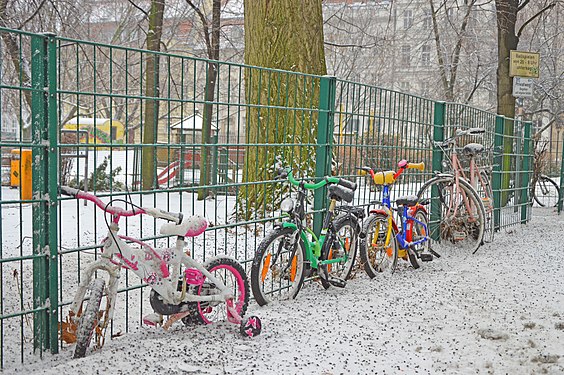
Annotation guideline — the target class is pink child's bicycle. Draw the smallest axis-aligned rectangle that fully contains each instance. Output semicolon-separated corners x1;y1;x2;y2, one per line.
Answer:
59;186;261;358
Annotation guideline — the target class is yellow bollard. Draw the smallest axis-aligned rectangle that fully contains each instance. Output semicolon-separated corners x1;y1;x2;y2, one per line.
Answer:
10;149;32;200
10;149;21;188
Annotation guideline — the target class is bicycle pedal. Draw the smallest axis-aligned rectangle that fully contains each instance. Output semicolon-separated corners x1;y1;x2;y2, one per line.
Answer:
420;253;433;262
429;249;441;258
327;276;346;288
143;313;163;327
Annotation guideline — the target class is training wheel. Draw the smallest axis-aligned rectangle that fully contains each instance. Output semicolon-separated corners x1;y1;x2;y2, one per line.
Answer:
240;315;262;337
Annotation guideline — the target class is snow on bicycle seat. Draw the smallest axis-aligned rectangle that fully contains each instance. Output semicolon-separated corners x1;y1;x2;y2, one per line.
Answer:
462;143;484;157
395;195;420;207
328;184;354;203
160;215;208;237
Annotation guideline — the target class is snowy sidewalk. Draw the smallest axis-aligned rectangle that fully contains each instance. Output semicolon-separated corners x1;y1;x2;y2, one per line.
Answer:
18;208;564;374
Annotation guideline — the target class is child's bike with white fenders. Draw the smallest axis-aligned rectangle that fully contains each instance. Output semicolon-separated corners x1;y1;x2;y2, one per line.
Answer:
58;186;261;358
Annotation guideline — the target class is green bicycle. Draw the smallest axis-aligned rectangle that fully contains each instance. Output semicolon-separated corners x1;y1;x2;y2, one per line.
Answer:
250;167;365;306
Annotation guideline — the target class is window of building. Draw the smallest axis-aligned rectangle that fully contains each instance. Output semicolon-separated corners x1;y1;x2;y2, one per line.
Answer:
403;10;413;29
401;45;411;67
423;10;432;29
399;81;410;92
421;44;431;66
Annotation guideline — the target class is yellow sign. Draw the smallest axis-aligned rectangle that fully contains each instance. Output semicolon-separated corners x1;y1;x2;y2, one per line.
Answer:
509;50;540;78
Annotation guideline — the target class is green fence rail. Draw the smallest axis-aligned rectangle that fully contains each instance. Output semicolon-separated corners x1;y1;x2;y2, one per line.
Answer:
0;28;547;368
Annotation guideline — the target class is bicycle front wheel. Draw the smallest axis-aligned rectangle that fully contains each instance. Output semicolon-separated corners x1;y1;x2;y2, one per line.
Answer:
417;175;485;254
534;175;560;208
74;278;105;358
359;212;398;277
250;227;306;306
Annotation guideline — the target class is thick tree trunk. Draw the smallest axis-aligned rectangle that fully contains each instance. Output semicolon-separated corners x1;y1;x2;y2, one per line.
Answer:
141;0;165;190
240;0;327;219
495;0;519;205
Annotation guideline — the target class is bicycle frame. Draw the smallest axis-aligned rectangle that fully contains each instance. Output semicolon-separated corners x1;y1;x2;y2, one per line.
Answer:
366;170;428;252
63;187;245;331
437;129;493;225
280;179;354;271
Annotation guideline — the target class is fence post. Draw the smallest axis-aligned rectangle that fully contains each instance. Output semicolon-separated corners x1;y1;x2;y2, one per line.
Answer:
492;116;504;230
559;132;564;214
313;76;337;235
430;101;445;240
520;121;531;223
31;32;59;354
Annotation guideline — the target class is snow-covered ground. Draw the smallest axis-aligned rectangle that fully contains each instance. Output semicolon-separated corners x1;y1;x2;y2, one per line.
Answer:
9;207;563;374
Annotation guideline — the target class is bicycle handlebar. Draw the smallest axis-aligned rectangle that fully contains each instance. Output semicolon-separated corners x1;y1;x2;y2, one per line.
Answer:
358;159;425;185
435;127;486;148
278;167;357;191
59;186;182;223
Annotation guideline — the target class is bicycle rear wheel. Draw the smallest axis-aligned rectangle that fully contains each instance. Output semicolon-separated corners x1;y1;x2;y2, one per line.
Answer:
359;212;398;277
250;227;306;306
475;170;494;243
417;175;485;254
534;175;560;208
192;257;249;324
321;216;360;289
408;206;431;268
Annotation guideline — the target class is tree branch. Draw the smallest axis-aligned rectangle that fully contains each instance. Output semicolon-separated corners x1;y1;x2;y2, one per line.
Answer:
127;0;149;17
517;2;556;38
17;0;49;30
185;0;212;59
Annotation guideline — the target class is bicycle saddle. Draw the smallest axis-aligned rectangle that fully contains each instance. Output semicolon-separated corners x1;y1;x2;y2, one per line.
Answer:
328;184;354;203
160;215;208;238
395;195;420;206
462;143;484;157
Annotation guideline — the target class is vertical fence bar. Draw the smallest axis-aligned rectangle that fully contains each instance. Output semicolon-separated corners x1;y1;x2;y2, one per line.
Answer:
313;76;336;235
45;32;59;353
493;116;504;230
430;101;445;240
30;33;48;353
520;121;531;223
559;132;564;214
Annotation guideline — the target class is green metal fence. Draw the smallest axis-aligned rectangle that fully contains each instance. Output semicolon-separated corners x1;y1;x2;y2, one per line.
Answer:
0;28;541;368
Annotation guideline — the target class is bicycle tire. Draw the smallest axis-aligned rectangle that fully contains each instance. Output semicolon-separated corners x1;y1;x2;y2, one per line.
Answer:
192;257;249;324
477;170;494;243
319;215;359;289
534;175;560;208
73;278;105;359
359;212;398;278
250;227;306;306
417;175;485;254
408;206;430;268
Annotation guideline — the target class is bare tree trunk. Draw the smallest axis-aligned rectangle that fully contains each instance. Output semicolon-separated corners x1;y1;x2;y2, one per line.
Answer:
194;0;220;200
430;0;476;102
240;0;327;219
141;0;165;190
